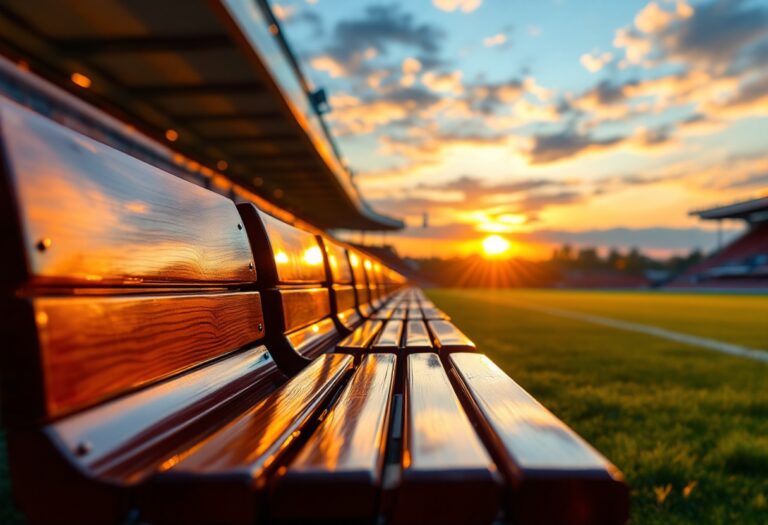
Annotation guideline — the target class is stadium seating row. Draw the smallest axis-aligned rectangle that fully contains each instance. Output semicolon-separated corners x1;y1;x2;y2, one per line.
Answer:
0;100;628;525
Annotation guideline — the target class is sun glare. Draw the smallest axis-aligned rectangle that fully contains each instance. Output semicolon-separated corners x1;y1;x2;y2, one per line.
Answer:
482;235;511;258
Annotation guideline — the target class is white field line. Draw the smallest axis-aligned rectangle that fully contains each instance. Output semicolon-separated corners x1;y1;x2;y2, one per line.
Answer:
497;300;768;363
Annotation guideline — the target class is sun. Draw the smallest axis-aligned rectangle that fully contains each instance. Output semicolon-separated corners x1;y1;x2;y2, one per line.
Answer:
481;235;511;258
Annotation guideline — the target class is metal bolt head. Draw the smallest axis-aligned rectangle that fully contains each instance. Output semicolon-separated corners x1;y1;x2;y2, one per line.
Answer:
36;238;52;251
249;262;254;271
257;323;264;332
237;223;243;230
75;441;92;456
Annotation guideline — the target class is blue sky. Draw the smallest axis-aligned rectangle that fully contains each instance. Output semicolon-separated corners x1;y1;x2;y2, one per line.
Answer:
273;0;768;258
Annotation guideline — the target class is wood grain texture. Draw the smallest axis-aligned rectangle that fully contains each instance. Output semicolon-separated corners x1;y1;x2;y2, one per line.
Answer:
51;346;279;483
336;320;383;351
333;285;361;329
428;320;475;352
34;291;265;417
146;354;353;525
449;353;630;525
372;320;403;351
271;354;396;521
395;353;501;525
1;102;255;287
332;284;357;313
278;287;331;332
259;211;326;284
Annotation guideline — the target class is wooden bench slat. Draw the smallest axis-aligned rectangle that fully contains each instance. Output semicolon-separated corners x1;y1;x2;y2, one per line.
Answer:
321;239;353;284
372;320;403;351
51;346;279;483
395;353;501;525
404;320;433;351
428;320;476;352
145;353;353;525
33;291;265;417
337;320;383;351
285;317;337;358
259;211;326;284
371;305;395;320
278;287;331;332
1;102;255;287
333;285;362;329
271;354;396;521
422;307;450;320
449;353;630;525
406;307;423;319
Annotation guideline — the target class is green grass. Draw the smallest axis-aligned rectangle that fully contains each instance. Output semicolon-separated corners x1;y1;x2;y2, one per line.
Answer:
427;288;768;525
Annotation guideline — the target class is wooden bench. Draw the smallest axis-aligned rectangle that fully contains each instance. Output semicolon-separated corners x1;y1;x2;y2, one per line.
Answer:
0;100;629;525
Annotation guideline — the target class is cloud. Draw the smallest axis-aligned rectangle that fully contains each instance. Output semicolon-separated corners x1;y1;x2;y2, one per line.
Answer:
320;4;445;73
724;172;768;189
580;50;614;73
327;86;441;135
483;33;507;47
310;55;347;77
433;0;482;13
526;129;624;164
422;70;464;95
615;0;768;72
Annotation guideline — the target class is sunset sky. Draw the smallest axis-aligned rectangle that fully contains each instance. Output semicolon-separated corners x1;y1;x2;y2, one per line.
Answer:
274;0;768;259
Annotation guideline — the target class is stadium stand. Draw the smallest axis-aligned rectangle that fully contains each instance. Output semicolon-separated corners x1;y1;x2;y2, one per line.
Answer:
0;1;629;524
671;197;768;289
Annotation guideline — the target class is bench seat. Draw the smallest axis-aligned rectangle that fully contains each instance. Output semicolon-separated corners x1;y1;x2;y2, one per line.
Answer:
449;353;630;525
271;354;397;521
143;354;354;525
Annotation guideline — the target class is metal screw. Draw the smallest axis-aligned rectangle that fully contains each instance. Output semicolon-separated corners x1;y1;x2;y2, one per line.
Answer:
75;441;92;457
249;262;254;271
237;223;243;230
257;323;264;332
36;238;52;252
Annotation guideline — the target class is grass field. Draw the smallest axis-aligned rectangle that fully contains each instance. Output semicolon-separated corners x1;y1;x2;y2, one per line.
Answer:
426;289;768;525
1;289;766;524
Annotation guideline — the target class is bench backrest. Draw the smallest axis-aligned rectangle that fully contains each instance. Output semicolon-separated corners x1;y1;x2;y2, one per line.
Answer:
238;204;340;369
0;100;270;425
319;236;363;330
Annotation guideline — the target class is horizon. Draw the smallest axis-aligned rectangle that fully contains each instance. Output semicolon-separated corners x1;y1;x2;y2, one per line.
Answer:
274;0;768;259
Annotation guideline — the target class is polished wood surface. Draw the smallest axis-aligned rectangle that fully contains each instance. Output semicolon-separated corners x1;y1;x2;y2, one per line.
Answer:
1;102;255;287
429;320;476;352
337;320;383;351
52;346;280;483
333;284;361;329
146;354;353;525
348;251;369;291
391;306;408;320
278;287;331;332
395;353;501;525
450;353;630;525
372;320;403;351
333;284;357;313
259;210;326;284
422;307;450;320
322;239;353;284
272;354;396;521
407;307;424;319
404;320;433;351
34;291;265;417
286;317;338;357
372;305;395;320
